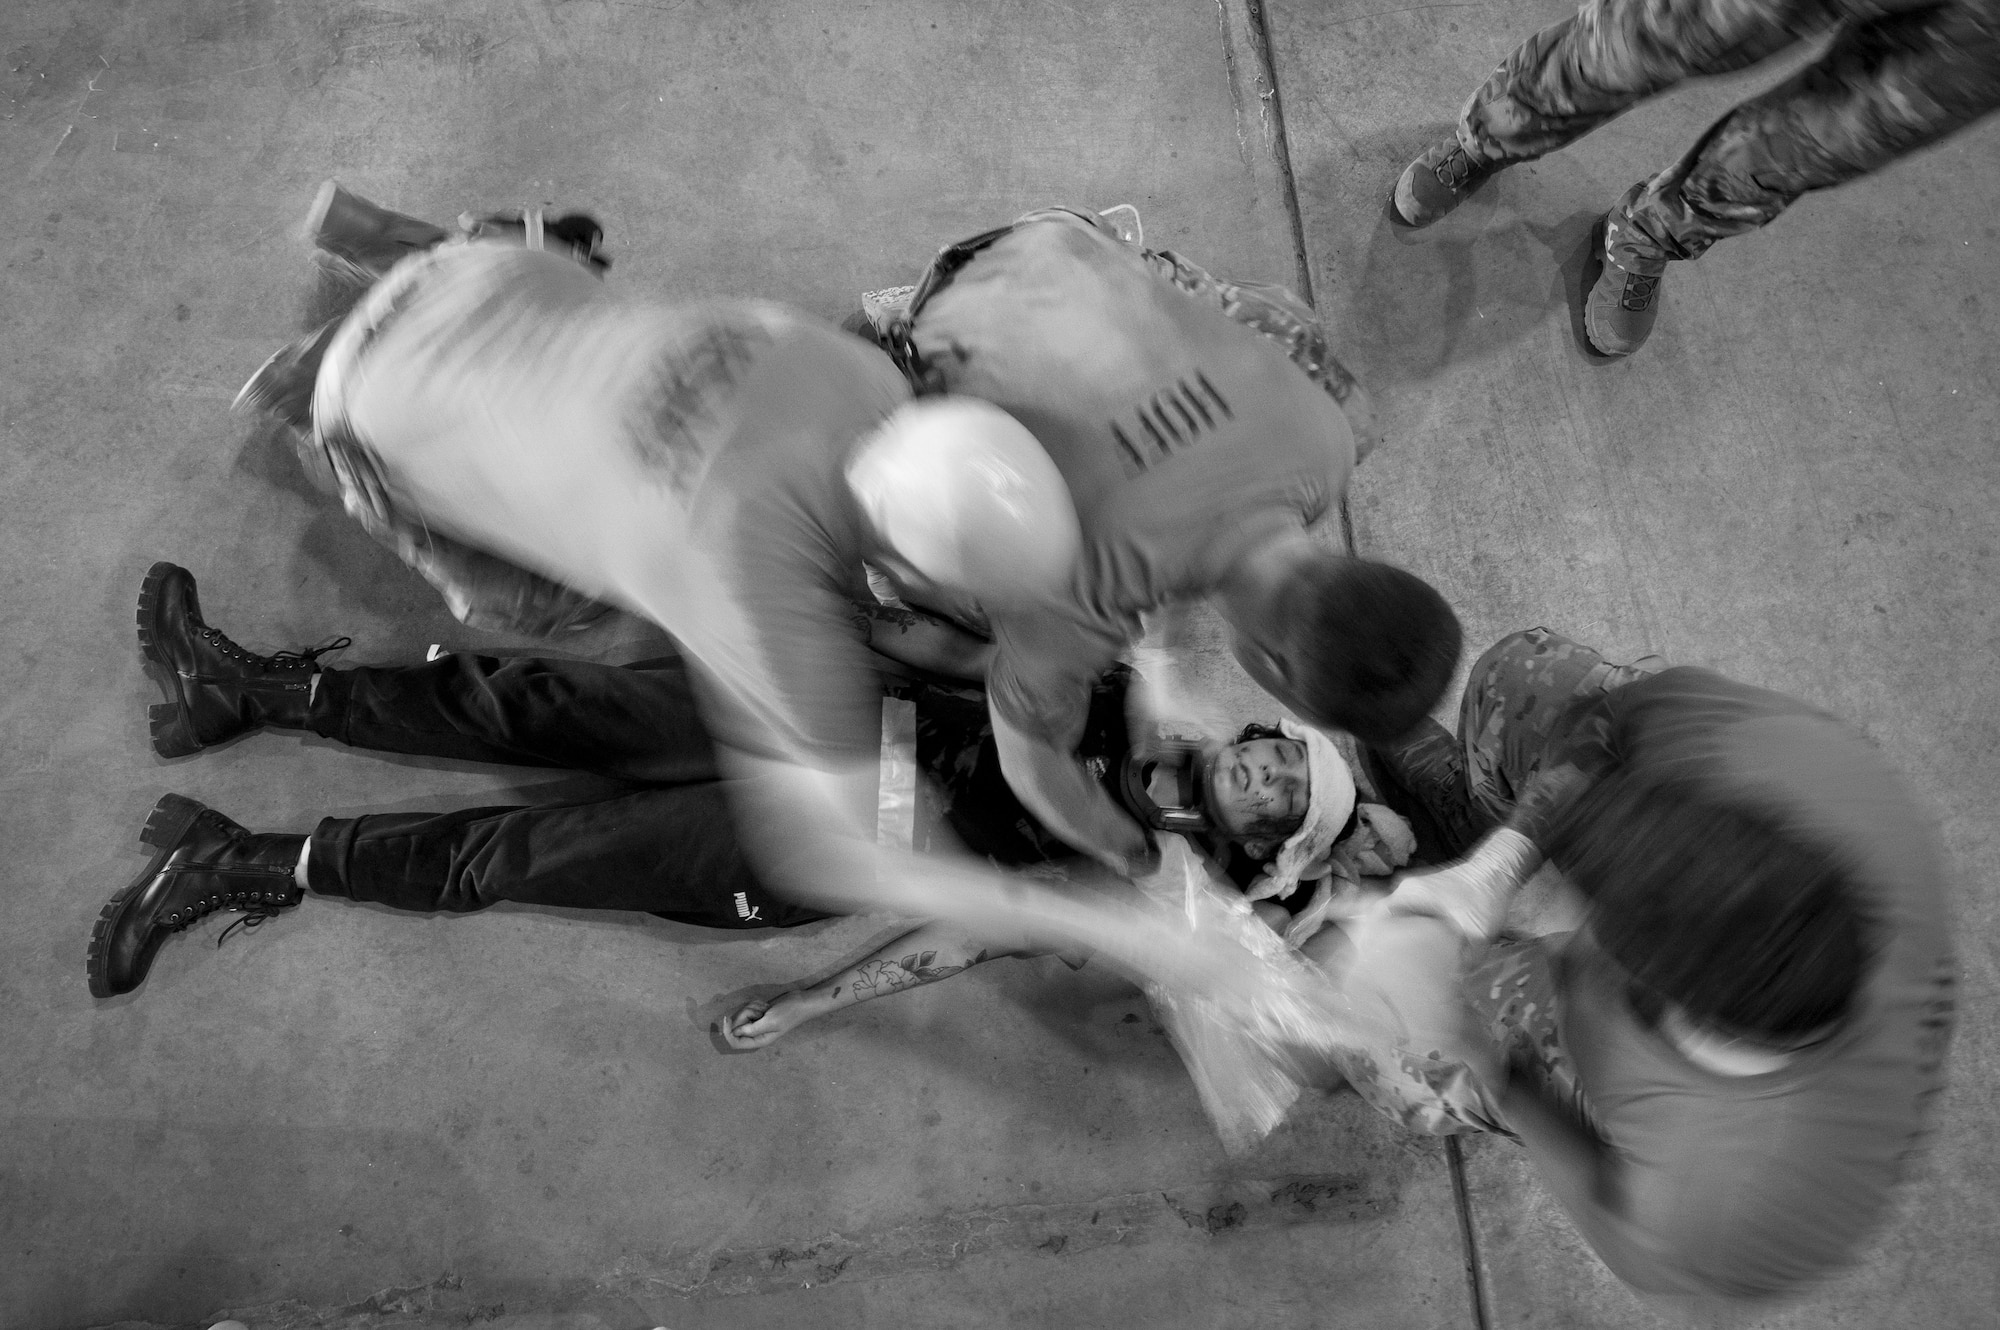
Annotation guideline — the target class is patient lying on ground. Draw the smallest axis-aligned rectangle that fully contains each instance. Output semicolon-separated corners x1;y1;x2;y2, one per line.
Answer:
723;655;1416;1048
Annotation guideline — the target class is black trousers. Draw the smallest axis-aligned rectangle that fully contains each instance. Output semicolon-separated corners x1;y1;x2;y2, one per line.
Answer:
304;652;828;929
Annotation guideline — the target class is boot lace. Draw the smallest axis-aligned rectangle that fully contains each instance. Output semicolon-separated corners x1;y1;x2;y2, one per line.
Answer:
1620;274;1659;312
167;880;293;939
217;906;285;947
273;635;353;666
197;627;352;670
1432;146;1480;190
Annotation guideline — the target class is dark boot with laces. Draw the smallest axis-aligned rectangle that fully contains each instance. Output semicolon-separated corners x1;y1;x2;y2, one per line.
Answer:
137;562;349;758
1584;186;1672;357
1583;258;1662;357
1393;136;1503;228
88;794;307;998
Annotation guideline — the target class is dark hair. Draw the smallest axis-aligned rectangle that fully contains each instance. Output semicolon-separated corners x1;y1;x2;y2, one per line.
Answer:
1544;771;1871;1041
1274;556;1461;745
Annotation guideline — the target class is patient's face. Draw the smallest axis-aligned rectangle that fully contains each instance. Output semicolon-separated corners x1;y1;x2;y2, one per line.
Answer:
1206;735;1310;839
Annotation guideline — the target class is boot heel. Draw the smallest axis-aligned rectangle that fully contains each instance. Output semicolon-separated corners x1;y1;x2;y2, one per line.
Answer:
139;793;204;849
148;703;199;759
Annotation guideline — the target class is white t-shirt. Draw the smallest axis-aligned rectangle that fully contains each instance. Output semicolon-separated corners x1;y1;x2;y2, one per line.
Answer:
318;241;910;767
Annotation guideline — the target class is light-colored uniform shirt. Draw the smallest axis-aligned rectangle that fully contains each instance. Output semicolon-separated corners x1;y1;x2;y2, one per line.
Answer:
317;240;908;768
907;212;1356;748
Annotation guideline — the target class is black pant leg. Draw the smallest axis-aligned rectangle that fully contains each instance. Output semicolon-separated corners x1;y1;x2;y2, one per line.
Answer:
308;652;721;783
306;784;827;928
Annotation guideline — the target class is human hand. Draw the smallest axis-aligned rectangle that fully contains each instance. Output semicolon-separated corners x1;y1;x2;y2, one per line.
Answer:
1333;804;1416;880
720;992;812;1051
1384;860;1509;943
1383;829;1537;943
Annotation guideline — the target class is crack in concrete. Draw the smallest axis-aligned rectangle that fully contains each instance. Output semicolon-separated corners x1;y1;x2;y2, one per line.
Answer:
1217;0;1314;307
599;1170;1396;1300
1215;0;1258;174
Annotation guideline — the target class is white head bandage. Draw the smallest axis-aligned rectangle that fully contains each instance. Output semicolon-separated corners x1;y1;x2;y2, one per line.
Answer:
1260;719;1357;897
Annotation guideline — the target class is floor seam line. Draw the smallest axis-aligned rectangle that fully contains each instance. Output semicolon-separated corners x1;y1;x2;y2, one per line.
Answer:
1241;0;1315;308
1243;18;1484;1327
1238;0;1355;557
1446;1137;1494;1330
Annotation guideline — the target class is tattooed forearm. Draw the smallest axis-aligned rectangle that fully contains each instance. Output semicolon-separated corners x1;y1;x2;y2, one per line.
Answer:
851;598;995;679
839;947;994;1002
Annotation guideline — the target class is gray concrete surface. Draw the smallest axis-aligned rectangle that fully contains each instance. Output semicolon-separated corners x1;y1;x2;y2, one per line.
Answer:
1267;0;2000;1325
4;0;1995;1327
0;3;1470;1329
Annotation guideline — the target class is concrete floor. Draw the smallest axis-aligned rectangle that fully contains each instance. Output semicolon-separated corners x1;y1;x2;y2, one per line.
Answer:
1;1;1993;1328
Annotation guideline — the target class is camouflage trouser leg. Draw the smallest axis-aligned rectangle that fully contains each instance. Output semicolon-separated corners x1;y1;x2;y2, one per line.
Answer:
1613;0;2000;270
1458;0;1833;168
1338;630;1656;1137
1366;628;1660;858
1459;0;2000;273
1334;936;1593;1139
1458;627;1663;826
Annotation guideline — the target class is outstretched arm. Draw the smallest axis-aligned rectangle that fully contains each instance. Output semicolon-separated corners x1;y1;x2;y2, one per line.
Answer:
721;920;1047;1049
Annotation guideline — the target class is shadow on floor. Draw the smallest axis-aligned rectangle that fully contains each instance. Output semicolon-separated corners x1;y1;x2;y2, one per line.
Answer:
1301;124;1613;398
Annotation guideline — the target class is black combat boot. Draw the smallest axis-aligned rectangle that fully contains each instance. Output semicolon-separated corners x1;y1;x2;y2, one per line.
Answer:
306;179;449;278
137;562;349;758
88;794;307;998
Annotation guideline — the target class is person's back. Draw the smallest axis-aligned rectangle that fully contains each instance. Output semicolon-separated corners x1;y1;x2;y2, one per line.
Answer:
321;239;910;765
899;212;1427;869
908;211;1355;621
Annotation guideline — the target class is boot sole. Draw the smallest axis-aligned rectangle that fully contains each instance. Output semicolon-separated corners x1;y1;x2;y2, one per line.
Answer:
136;562;203;759
86;793;207;999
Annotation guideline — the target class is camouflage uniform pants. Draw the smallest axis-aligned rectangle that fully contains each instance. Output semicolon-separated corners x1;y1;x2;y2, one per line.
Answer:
1340;629;1659;1136
1457;628;1664;826
1338;935;1591;1138
1456;0;2000;272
